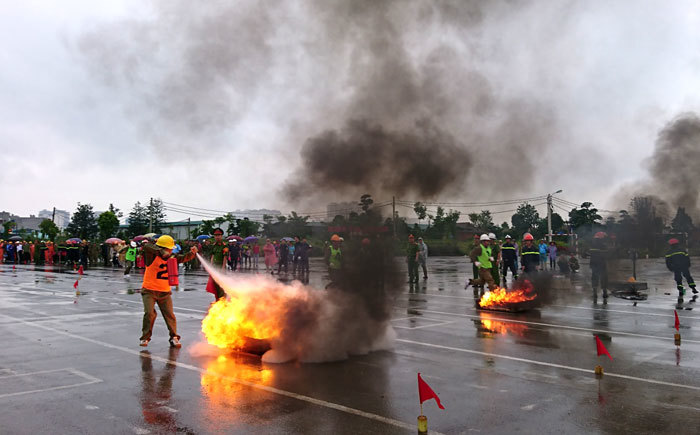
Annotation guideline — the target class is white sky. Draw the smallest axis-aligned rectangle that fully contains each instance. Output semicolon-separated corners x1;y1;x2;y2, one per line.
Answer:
1;0;700;223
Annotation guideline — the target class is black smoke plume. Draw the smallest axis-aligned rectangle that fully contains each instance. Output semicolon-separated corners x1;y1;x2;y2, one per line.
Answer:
647;113;700;218
284;119;472;201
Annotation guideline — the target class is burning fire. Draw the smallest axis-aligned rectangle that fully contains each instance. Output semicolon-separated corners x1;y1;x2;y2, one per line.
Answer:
201;281;303;350
478;282;536;308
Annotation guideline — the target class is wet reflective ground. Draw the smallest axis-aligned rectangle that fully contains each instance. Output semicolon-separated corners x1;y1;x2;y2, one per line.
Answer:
0;258;698;434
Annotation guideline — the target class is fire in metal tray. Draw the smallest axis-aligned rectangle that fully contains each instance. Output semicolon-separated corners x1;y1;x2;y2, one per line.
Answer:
478;282;538;312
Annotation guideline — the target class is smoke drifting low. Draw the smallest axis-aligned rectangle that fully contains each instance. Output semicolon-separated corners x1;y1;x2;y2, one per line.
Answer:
284;119;472;201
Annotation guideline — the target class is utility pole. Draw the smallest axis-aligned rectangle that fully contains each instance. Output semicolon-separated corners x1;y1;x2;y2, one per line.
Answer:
187;217;190;240
51;207;56;223
547;189;563;242
148;197;153;233
392;196;396;238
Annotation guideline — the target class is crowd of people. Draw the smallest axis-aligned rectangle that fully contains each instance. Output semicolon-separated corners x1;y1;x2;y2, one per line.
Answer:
462;232;580;294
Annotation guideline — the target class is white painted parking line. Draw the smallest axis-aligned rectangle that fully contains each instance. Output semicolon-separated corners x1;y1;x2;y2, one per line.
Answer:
0;313;443;435
396;338;700;392
402;309;700;345
394;321;456;330
0;368;102;399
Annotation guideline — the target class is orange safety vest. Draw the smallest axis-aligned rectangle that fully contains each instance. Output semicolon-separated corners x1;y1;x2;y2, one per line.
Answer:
142;255;170;292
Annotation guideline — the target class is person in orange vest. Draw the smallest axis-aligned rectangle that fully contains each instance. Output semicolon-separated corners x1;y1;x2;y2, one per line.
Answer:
140;235;197;348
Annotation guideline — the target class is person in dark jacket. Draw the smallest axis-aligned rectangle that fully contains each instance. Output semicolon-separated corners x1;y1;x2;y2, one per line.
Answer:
520;233;540;275
665;238;697;305
228;240;241;271
590;232;609;303
277;239;289;274
501;235;518;283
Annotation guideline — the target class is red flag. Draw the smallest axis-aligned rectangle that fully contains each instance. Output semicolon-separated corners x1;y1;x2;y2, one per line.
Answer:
595;336;612;360
78;265;84;275
674;310;680;332
418;373;445;410
73;280;79;289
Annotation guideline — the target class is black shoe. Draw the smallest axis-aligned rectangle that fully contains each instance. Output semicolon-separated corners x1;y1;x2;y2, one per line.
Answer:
423;276;428;280
692;288;698;294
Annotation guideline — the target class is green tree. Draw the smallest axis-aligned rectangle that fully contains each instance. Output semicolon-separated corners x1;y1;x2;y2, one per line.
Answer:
359;194;374;213
413;202;427;224
97;211;121;240
236;217;261;237
3;220;16;238
39;219;59;241
66;203;98;240
511;203;540;236
468;210;496;233
127;201;149;236
568;202;602;230
108;203;123;219
671;206;694;234
286;211;310;236
146;198;167;232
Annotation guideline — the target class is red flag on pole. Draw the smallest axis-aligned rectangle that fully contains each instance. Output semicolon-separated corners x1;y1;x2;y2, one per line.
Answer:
674;310;680;331
595;336;612;360
418;373;445;410
73;280;79;289
78;265;84;275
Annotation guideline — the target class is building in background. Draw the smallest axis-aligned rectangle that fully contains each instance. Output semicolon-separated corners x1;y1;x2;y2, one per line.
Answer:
38;209;70;229
0;211;44;232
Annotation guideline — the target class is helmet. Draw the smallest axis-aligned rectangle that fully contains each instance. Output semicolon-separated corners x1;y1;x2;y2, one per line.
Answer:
668;238;680;245
130;241;137;248
330;234;341;242
488;233;496;240
523;233;534;241
505;235;512;239
156;235;175;250
593;232;607;239
480;234;490;241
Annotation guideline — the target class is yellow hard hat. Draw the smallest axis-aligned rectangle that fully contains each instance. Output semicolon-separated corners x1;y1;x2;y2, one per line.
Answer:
156;235;175;249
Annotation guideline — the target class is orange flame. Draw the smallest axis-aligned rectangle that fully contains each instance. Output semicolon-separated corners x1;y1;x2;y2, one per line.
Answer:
480;318;530;336
200;355;273;407
478;283;537;308
201;281;306;349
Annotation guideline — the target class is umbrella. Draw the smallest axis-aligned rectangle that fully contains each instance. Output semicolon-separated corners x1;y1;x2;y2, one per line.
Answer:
244;236;258;243
132;235;147;242
143;233;157;239
8;235;22;241
67;238;82;244
281;237;295;242
105;237;124;244
227;235;243;241
196;235;211;241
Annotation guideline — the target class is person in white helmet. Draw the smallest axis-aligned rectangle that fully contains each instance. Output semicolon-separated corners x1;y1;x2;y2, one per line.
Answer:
469;234;497;293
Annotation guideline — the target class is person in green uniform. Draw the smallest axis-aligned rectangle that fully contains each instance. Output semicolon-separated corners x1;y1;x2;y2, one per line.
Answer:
406;234;419;284
207;228;228;300
327;234;343;284
122;241;138;276
469;234;496;292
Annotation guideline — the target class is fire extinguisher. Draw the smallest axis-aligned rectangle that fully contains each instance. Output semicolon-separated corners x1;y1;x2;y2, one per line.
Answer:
167;257;179;287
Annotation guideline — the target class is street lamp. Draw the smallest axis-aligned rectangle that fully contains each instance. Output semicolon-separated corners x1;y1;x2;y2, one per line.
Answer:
547;190;563;242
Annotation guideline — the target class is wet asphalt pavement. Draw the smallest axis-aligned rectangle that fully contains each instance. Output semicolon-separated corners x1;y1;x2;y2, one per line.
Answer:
1;257;698;434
